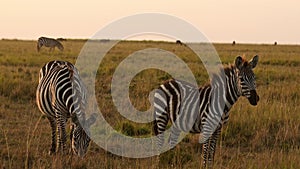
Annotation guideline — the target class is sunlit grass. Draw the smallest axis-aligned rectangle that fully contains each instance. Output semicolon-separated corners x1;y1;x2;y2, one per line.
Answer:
0;39;299;168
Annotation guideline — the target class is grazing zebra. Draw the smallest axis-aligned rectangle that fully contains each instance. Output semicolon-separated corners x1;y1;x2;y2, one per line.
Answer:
36;60;96;157
37;37;64;52
153;55;259;168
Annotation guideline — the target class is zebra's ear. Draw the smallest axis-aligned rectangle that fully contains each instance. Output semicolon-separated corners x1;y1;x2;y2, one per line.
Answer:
235;56;244;70
249;55;259;69
86;113;98;127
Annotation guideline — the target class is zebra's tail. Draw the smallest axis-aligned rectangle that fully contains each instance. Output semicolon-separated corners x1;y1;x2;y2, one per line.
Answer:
153;116;159;135
66;64;74;79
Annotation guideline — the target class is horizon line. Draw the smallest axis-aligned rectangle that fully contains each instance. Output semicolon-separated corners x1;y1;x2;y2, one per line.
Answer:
1;37;299;45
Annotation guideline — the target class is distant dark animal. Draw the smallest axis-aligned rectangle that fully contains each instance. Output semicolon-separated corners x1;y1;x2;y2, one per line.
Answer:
37;37;64;52
274;42;277;46
36;60;96;157
56;38;67;41
232;41;236;46
100;39;110;43
176;40;183;45
153;55;259;168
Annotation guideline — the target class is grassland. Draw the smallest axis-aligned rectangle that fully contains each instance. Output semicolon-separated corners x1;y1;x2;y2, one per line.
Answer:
0;39;299;169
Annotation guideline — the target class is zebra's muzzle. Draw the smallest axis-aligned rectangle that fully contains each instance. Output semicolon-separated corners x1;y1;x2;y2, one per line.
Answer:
248;90;259;106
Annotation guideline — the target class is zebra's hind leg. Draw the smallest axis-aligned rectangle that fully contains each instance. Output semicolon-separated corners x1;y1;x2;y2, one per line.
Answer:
154;120;167;153
207;127;221;167
47;117;57;155
49;47;54;52
202;139;210;168
37;44;41;52
56;115;68;154
154;113;169;154
153;89;170;152
201;127;221;168
69;124;74;154
168;126;181;149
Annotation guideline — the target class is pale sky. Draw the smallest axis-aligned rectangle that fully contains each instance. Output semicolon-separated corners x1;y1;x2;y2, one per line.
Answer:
1;0;300;44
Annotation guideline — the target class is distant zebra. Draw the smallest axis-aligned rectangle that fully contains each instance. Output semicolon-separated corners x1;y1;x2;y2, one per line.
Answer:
153;55;259;168
37;37;64;52
36;60;96;157
176;40;183;45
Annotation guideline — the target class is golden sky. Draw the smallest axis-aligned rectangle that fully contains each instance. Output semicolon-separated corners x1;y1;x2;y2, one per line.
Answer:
1;0;299;44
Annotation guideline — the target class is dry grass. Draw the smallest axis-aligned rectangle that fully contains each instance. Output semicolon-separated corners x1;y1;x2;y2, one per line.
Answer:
0;39;299;168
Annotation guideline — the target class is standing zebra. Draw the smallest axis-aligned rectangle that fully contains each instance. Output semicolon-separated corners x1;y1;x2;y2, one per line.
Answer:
36;60;96;157
37;37;64;52
153;55;259;168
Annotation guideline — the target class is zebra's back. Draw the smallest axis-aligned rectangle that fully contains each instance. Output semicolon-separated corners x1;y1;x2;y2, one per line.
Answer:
36;61;86;119
154;79;211;134
38;60;77;82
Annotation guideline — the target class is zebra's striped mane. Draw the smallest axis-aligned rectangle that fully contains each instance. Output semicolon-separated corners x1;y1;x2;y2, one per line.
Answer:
159;63;239;93
223;64;237;77
205;64;238;89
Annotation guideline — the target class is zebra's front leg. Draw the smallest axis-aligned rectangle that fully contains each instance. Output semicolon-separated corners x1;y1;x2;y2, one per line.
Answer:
47;117;57;155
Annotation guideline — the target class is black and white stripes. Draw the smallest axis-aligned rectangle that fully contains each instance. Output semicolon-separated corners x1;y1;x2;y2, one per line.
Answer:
37;37;64;52
153;55;259;168
36;60;96;157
